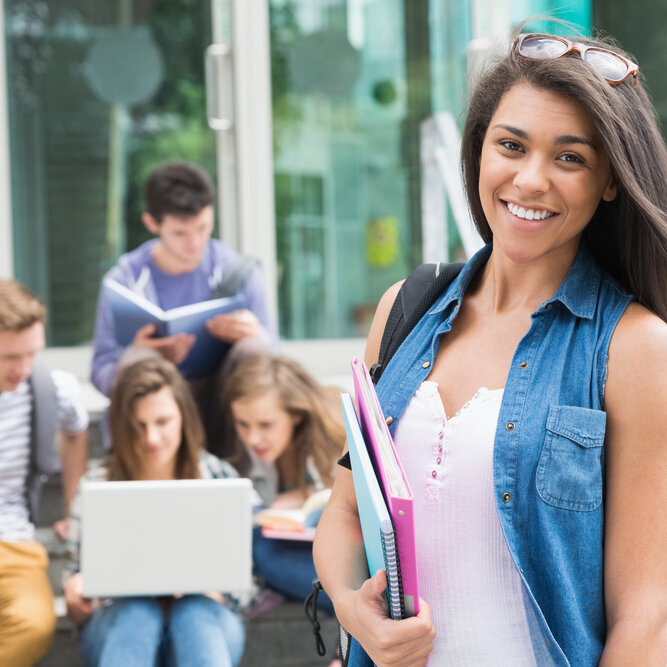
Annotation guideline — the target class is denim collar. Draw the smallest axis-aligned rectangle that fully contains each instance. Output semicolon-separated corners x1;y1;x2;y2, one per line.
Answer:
428;242;603;321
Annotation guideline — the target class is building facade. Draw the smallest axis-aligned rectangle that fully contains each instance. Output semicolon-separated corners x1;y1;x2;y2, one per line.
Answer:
0;0;663;373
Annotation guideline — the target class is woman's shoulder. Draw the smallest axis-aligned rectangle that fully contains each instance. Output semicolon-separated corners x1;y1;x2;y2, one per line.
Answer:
607;302;667;404
198;451;239;479
366;279;405;366
611;302;667;355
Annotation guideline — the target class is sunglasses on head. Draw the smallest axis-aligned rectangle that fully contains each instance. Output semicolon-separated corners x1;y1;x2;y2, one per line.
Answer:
515;33;638;88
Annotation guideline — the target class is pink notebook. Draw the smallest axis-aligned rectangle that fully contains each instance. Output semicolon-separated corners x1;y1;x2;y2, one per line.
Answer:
351;357;420;617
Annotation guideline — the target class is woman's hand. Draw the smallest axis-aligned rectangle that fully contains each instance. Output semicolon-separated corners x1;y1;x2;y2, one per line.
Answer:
206;310;262;343
314;466;434;665
337;570;435;667
63;573;97;628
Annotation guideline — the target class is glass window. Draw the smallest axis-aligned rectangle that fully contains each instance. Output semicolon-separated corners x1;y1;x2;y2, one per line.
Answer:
4;0;216;345
269;0;472;340
594;0;666;141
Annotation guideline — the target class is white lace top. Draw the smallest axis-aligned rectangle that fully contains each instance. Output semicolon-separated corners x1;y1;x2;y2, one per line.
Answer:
393;381;536;665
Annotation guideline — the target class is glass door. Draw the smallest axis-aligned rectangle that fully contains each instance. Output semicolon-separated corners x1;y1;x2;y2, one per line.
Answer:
214;0;467;343
264;0;474;341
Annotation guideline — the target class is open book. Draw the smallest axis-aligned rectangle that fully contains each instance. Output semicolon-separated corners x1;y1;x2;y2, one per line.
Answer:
255;489;331;541
351;357;419;617
104;278;244;378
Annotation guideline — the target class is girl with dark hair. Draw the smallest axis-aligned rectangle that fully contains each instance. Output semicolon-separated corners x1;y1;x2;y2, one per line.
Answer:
314;26;667;667
63;358;247;667
223;355;345;614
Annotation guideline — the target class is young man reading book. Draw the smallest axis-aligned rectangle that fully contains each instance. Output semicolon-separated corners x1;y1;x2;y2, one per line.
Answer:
0;279;89;666
91;161;277;458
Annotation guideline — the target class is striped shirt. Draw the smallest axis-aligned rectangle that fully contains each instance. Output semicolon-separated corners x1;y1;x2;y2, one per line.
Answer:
0;370;88;542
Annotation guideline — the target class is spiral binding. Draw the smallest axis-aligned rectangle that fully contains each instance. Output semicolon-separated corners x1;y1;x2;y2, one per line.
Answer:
380;527;405;619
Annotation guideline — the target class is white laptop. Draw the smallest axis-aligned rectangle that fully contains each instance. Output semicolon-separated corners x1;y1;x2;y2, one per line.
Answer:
81;478;253;597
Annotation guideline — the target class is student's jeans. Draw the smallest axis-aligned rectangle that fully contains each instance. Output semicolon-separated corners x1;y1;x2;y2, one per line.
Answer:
252;526;334;616
80;594;245;667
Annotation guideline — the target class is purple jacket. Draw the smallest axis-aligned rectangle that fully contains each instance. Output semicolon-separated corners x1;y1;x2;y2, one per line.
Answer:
91;239;277;396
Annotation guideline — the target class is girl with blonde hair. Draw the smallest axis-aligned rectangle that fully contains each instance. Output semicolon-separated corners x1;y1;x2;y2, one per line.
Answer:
224;354;346;613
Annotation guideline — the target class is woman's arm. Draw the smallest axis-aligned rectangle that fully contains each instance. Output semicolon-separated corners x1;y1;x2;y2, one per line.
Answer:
601;303;667;665
314;281;435;666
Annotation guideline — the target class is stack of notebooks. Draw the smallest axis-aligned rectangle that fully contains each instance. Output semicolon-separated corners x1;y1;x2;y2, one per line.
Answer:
341;358;420;620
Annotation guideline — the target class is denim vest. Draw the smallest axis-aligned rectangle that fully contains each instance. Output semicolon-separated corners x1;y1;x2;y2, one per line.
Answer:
366;243;632;666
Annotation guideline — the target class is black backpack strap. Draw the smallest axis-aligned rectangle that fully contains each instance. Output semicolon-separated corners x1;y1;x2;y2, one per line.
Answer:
304;578;327;656
376;263;437;375
370;261;464;384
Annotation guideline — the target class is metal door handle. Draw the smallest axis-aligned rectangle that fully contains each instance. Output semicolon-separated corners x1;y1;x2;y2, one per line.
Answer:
205;44;233;131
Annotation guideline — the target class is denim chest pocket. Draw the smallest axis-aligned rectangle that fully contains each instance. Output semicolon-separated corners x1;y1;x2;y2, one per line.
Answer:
536;405;606;511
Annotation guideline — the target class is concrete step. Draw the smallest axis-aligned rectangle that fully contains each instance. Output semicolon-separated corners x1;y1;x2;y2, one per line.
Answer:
36;599;339;667
37;528;69;596
36;615;80;667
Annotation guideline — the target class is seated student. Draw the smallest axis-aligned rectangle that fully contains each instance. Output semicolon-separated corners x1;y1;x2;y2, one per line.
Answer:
63;357;246;667
223;355;345;614
90;161;277;458
0;279;88;666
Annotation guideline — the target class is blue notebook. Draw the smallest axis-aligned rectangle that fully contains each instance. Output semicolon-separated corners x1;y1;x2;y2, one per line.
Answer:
341;392;404;620
104;278;244;379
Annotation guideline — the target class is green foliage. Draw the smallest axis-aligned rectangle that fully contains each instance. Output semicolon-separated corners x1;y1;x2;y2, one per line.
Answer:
124;0;216;251
269;1;303;153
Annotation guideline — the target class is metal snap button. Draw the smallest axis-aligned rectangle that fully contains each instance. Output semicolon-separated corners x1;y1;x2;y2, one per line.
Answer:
502;492;511;503
421;361;431;369
505;422;515;431
519;361;528;369
385;415;393;426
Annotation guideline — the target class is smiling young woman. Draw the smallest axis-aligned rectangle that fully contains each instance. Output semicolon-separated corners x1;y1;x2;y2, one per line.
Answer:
314;23;667;667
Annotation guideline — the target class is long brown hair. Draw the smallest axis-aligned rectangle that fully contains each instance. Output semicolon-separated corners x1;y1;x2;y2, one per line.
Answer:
222;355;345;492
107;358;204;481
461;23;667;320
